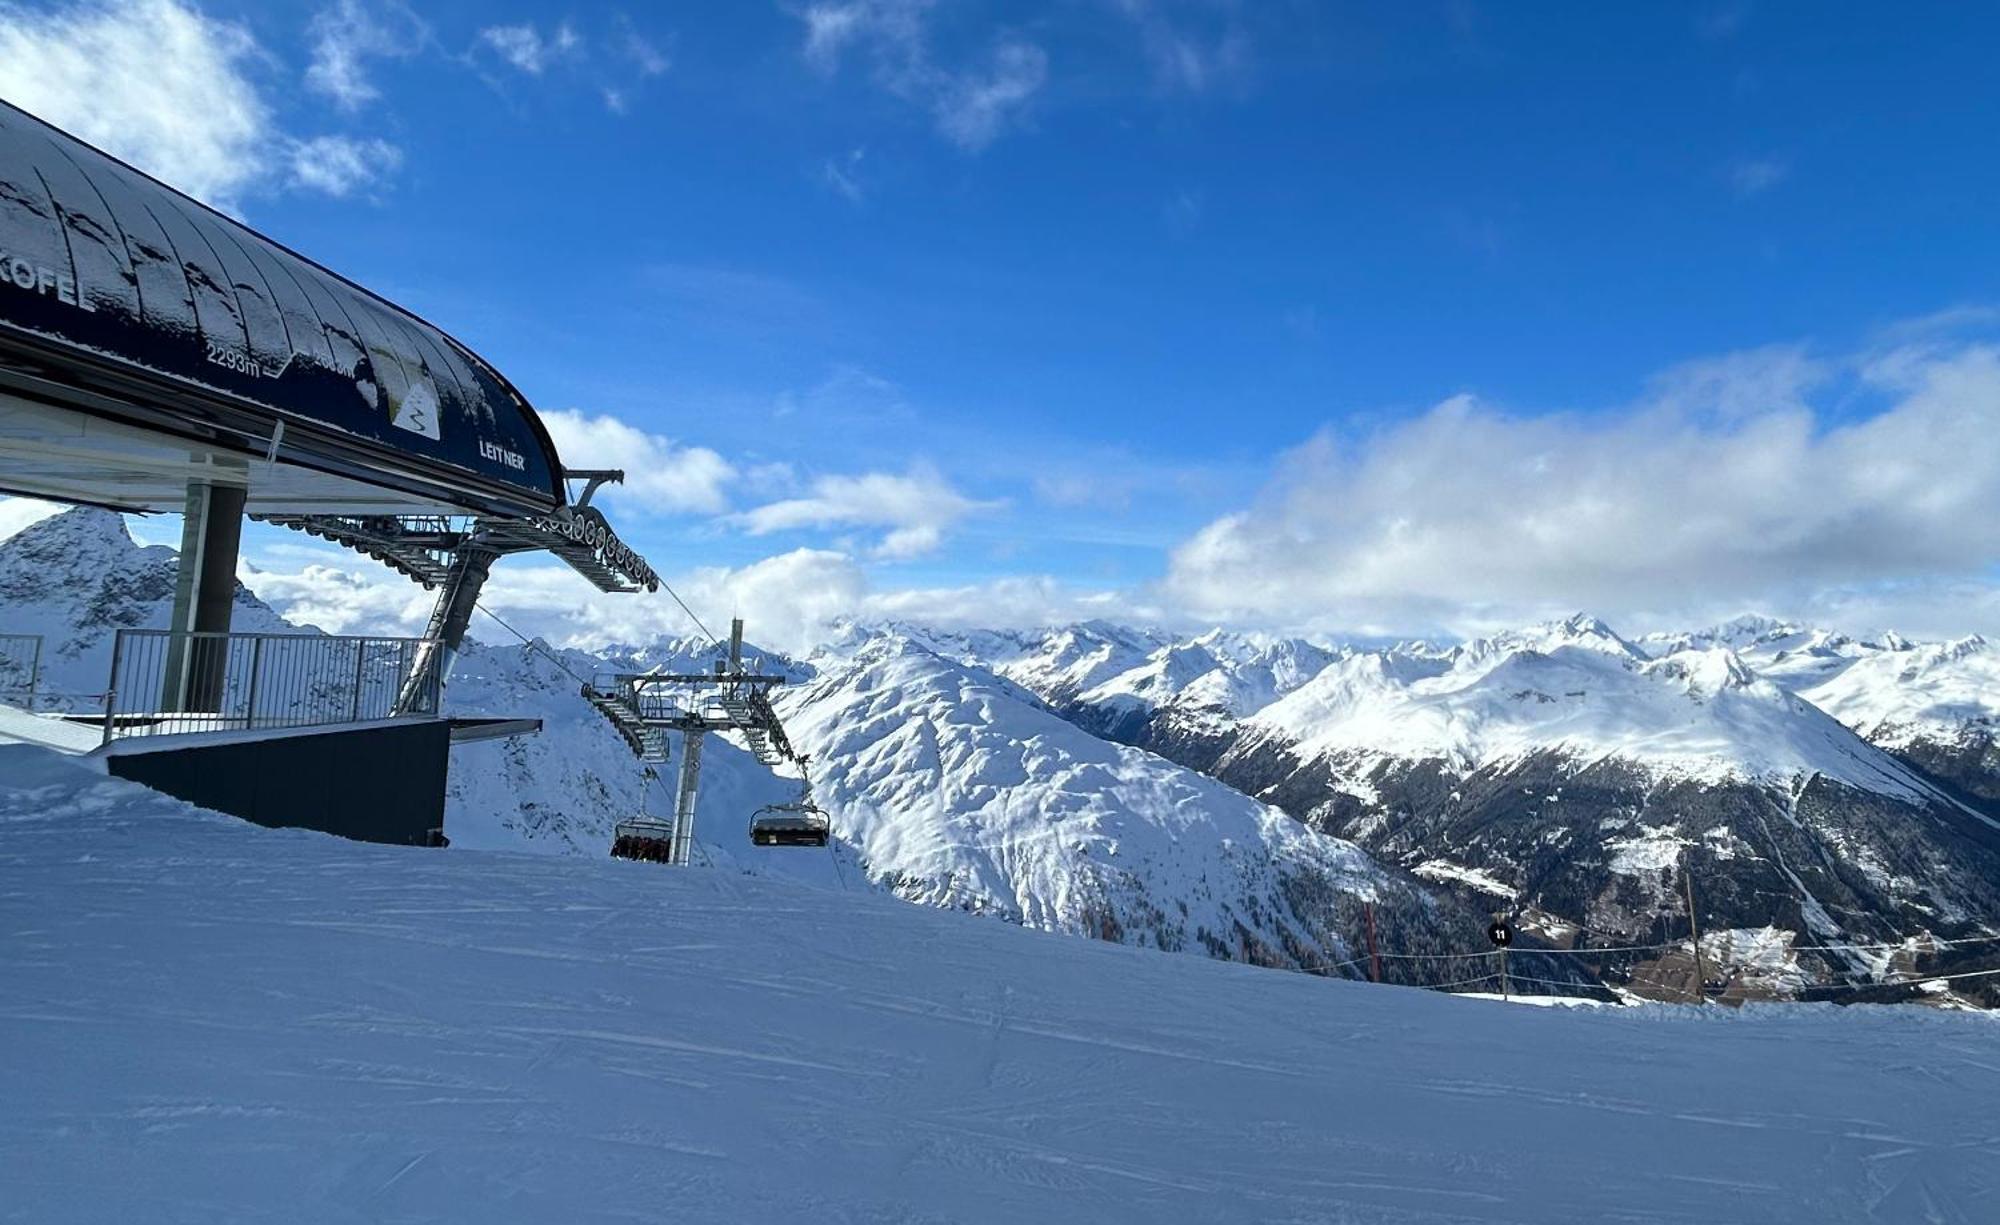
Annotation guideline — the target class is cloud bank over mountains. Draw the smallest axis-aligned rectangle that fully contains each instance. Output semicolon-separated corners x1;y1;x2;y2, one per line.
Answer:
1165;336;2000;642
2;327;1984;658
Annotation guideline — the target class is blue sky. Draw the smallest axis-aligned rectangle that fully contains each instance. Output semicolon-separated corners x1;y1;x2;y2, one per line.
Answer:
4;1;2000;649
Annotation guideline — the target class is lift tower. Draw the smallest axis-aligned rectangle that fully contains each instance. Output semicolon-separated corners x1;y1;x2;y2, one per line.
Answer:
587;619;803;865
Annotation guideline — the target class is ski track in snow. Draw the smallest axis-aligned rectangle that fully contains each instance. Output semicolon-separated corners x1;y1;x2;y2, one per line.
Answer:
4;746;2000;1224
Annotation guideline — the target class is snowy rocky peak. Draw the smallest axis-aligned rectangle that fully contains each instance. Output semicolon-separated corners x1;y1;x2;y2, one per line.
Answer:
997;619;1172;700
0;506;156;588
1464;612;1647;666
1791;632;2000;746
1250;649;1450;742
966;625;1351;729
1258;636;1345;688
1641;646;1760;698
1146;635;1346;717
1238;624;1936;798
1639;613;1808;657
597;632;812;684
0;507;288;699
1082;640;1227;707
816;619;1037;670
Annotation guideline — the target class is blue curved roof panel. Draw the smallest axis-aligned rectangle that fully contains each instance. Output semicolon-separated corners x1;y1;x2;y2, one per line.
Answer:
0;100;564;514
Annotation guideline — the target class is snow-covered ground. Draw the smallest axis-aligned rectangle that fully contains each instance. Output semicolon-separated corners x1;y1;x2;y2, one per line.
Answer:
4;743;1998;1224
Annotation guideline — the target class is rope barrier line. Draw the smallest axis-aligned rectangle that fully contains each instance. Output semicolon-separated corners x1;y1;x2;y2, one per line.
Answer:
1271;945;1995;1000
1294;928;2000;1002
1784;932;2000;953
1427;972;1504;990
1519;941;1681;956
1368;948;1529;962
1317;929;2000;974
1503;973;1610;991
1802;965;2000;993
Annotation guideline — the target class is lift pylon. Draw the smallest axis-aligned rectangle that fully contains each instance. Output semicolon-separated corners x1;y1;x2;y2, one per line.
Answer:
590;618;810;865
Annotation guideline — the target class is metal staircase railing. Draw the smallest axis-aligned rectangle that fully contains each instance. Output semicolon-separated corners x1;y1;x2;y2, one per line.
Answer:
712;692;789;766
582;683;669;763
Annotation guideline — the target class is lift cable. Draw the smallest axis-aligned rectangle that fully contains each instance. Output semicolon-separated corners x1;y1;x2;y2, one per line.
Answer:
661;580;721;650
473;602;596;690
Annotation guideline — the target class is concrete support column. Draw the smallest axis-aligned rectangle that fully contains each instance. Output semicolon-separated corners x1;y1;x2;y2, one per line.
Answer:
162;480;247;713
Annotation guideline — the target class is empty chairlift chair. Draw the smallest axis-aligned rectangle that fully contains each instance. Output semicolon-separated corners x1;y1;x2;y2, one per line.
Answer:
750;767;831;848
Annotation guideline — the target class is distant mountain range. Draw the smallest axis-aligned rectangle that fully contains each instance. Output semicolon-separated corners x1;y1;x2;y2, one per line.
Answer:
931;613;2000;1001
3;507;1995;1002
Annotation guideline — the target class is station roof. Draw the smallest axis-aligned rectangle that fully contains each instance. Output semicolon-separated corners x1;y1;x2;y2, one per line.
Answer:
0;99;564;518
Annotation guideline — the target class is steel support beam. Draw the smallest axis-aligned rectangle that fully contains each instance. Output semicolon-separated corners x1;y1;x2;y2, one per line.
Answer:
162;479;246;713
672;726;705;867
396;543;498;713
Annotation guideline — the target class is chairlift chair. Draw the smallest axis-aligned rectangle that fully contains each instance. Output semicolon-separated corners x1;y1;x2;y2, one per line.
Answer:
610;815;678;863
749;762;831;848
749;802;830;847
610;766;677;863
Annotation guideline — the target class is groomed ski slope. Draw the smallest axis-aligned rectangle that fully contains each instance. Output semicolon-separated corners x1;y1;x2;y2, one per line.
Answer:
3;747;1997;1224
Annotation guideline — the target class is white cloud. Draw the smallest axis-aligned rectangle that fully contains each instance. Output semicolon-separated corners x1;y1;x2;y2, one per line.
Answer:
0;497;64;543
621;24;670;77
1727;155;1789;198
242;543;1124;658
1113;0;1252;94
0;0;269;208
305;0;425;111
733;465;995;559
288;135;403;197
934;39;1047;151
1164;340;2000;637
0;0;400;209
641;549;870;653
800;0;930;73
1642;343;1825;420
820;147;868;203
539;410;736;516
862;573;1158;634
794;0;1044;150
479;22;582;75
240;558;435;636
1162;187;1203;237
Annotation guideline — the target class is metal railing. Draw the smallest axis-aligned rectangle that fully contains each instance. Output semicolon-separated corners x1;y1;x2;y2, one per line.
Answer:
102;629;441;743
0;633;41;707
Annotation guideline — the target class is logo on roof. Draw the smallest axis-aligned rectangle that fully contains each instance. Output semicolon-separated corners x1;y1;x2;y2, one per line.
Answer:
392;378;442;441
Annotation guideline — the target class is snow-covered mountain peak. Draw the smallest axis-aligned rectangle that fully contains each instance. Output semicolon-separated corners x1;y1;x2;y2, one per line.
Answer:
1234;625;1933;799
1251;648;1449;743
0;507;288;700
1636;614;1817;660
0;506;156;582
1642;645;1761;699
1463;612;1647;667
1794;632;2000;746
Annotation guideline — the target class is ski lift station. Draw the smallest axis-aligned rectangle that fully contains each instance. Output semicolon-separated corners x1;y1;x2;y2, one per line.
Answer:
0;99;747;851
